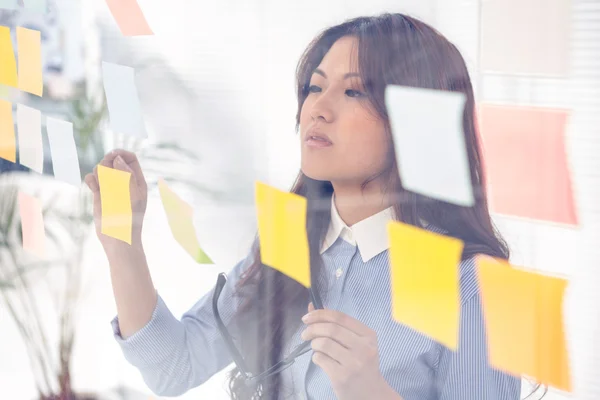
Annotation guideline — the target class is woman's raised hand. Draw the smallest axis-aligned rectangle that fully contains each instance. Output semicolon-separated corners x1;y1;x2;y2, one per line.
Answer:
84;149;148;257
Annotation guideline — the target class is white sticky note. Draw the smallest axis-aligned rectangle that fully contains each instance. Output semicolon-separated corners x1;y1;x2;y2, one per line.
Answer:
0;0;18;10
102;62;147;138
385;85;474;207
46;117;81;186
17;104;43;173
23;0;47;13
481;0;570;76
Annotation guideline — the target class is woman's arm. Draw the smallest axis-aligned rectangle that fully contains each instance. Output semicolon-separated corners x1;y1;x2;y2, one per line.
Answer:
110;255;253;396
107;244;157;339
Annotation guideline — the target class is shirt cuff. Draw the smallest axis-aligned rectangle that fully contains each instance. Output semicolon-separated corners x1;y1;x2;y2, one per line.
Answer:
110;293;182;369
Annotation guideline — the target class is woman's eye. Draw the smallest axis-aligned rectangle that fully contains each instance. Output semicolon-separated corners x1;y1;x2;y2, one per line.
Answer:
345;89;364;98
308;85;321;93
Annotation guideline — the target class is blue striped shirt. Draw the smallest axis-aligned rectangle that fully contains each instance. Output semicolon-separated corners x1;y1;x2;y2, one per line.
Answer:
111;200;521;399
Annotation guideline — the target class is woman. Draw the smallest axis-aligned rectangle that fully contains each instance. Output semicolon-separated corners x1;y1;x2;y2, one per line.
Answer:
85;13;522;400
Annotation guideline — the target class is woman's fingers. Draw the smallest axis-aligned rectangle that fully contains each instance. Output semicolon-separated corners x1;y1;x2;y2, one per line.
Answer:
84;168;102;230
84;172;99;193
112;155;134;174
100;149;146;190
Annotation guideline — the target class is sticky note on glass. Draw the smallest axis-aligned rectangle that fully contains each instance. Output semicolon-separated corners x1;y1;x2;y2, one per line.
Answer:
102;62;147;138
97;164;132;244
46;117;81;186
385;85;474;207
105;0;153;36
158;179;213;264
0;99;16;162
0;26;18;87
18;191;46;257
17;104;43;173
23;0;46;13
17;27;43;97
477;257;571;391
479;104;576;225
0;0;19;10
481;0;570;76
255;181;310;288
387;221;463;349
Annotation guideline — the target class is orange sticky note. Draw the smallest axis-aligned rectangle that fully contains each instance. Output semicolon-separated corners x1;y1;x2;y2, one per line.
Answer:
477;257;571;391
479;104;576;225
17;27;43;97
387;221;463;350
97;165;132;244
18;191;46;257
255;181;310;288
0;99;16;162
158;179;213;264
0;26;18;87
105;0;153;36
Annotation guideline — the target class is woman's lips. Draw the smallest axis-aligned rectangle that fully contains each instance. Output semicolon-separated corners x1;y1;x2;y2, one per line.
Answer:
306;136;333;147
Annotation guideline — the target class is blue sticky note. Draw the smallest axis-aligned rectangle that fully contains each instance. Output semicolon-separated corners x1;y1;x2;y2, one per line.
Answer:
0;0;18;10
23;0;46;13
102;62;147;138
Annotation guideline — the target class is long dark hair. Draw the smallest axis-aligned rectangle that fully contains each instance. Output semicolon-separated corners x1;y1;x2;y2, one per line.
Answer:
226;13;510;399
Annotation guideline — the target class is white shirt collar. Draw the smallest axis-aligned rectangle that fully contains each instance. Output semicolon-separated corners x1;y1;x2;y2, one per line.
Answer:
320;195;396;262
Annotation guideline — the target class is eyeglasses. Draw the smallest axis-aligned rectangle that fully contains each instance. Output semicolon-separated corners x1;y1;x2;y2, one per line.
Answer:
212;272;323;385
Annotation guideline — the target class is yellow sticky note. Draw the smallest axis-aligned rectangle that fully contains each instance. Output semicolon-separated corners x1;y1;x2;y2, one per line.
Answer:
387;221;463;350
0;99;16;162
97;165;132;244
255;181;310;288
0;26;18;87
17;27;43;97
158;179;213;264
477;257;571;392
18;191;46;257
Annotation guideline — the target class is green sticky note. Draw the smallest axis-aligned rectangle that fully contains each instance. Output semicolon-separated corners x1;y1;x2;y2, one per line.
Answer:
158;179;214;264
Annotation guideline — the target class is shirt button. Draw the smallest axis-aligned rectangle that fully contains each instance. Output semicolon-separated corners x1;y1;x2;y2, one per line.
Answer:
335;268;343;279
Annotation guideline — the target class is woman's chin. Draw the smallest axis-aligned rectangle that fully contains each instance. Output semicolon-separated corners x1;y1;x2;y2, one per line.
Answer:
300;166;334;182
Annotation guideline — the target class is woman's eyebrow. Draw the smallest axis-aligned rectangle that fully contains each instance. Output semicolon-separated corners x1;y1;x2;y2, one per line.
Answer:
313;68;361;80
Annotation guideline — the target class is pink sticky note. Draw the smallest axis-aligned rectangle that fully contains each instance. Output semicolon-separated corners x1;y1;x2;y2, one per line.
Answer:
478;104;577;225
18;191;46;257
105;0;153;36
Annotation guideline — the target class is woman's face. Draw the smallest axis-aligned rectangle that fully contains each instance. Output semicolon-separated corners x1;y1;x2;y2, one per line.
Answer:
300;36;390;186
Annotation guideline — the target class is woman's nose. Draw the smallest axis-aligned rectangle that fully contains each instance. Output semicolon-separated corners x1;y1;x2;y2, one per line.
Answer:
309;99;334;123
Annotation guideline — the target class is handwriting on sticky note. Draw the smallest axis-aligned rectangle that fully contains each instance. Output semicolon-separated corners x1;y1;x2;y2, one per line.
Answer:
17;27;43;97
477;257;571;391
255;181;310;288
385;85;473;207
46;117;81;187
102;62;147;138
0;99;16;162
105;0;153;36
387;221;463;350
17;104;43;173
97;164;132;244
158;179;213;264
18;191;46;257
0;26;18;87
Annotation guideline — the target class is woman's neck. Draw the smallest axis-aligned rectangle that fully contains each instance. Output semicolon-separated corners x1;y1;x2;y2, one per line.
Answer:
332;182;391;226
